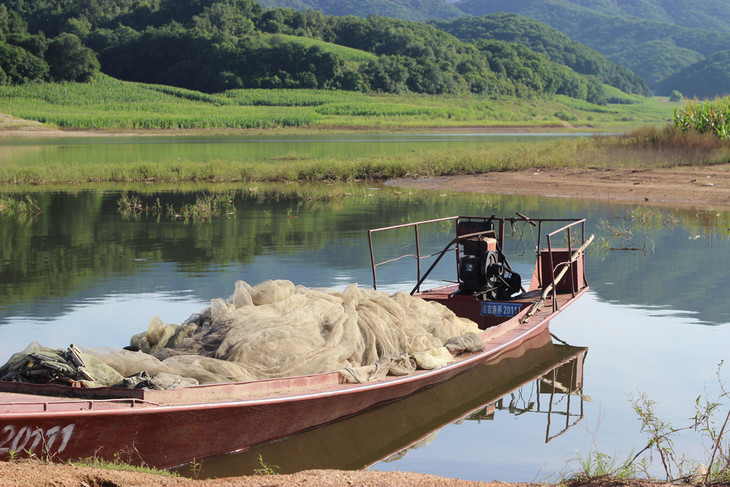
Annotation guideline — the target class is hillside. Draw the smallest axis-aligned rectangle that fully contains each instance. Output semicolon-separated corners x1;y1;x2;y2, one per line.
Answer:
430;13;649;96
256;0;465;21
453;0;730;96
656;50;730;99
258;0;730;98
455;0;730;31
0;0;641;104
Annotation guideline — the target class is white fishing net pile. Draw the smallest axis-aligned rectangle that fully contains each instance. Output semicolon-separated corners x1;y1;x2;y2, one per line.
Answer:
1;280;484;389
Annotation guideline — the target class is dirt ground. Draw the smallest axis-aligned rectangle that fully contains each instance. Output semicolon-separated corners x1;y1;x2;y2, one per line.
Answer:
0;459;678;487
388;164;730;211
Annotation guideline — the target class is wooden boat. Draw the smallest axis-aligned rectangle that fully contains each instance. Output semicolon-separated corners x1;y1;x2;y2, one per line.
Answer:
174;328;588;478
0;214;591;470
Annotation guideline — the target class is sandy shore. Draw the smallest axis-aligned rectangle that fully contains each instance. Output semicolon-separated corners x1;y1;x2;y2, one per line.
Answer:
0;459;675;486
387;165;730;211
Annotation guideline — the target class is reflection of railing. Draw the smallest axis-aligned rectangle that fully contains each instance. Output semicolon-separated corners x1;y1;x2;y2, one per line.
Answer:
470;344;588;443
368;214;591;297
540;350;586;443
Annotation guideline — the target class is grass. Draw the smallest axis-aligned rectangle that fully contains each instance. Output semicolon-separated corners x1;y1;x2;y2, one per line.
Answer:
118;191;236;223
0;137;587;186
261;33;378;64
2;122;726;188
1;76;715;190
0;74;675;132
69;455;179;477
587;125;730;168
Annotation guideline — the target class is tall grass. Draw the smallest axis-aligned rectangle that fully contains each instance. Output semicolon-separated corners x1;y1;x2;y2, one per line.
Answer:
588;125;730;167
674;97;730;139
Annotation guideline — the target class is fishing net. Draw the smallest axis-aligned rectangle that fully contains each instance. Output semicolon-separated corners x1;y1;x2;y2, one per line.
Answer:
0;280;485;389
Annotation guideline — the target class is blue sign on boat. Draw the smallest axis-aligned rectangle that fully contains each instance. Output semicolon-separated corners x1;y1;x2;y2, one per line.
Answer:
481;302;522;317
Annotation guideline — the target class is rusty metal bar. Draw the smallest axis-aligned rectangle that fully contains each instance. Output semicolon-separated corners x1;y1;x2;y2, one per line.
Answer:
415;225;422;292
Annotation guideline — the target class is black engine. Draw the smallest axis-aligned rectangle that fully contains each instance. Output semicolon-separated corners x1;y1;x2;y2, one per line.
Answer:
458;236;521;300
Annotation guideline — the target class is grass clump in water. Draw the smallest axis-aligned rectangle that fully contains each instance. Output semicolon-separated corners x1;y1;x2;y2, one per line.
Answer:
118;191;236;223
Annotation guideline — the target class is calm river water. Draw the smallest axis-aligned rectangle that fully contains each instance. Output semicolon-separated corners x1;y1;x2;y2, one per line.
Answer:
0;135;728;482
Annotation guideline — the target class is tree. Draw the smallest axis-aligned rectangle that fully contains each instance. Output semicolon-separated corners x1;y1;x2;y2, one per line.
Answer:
45;32;100;81
0;41;48;83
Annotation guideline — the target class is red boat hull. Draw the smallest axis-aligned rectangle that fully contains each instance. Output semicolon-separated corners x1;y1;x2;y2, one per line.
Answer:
0;288;585;468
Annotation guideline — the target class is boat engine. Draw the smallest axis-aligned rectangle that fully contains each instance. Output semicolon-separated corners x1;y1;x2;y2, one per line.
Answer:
458;236;522;300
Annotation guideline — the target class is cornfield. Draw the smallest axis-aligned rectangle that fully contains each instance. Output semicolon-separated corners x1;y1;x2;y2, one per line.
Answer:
673;97;730;139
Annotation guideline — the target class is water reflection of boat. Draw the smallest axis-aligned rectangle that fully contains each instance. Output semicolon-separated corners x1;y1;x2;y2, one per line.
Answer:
175;330;587;478
465;340;588;444
0;214;590;470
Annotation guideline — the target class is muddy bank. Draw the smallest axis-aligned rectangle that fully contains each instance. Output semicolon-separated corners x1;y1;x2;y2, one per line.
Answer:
388;164;730;211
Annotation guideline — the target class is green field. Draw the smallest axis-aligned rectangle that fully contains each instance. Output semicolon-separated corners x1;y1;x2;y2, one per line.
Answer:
0;75;675;132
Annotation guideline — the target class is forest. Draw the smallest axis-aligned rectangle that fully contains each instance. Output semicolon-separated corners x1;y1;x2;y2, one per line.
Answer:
0;0;647;103
452;0;730;97
260;0;730;98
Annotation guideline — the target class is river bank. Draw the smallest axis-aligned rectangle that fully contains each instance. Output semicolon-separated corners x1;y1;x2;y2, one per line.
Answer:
388;164;730;211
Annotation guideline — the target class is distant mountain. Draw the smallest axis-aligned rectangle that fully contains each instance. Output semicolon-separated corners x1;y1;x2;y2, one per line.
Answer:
454;0;730;32
430;13;649;95
656;50;730;99
453;0;730;96
256;0;465;21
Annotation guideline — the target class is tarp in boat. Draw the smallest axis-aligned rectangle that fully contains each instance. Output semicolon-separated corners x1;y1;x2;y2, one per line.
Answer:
0;280;485;389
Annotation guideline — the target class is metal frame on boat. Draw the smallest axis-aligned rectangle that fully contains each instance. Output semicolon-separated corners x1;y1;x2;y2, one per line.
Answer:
0;213;592;470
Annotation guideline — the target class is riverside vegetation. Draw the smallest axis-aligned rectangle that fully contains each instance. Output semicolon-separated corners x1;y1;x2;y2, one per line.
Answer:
564;363;730;485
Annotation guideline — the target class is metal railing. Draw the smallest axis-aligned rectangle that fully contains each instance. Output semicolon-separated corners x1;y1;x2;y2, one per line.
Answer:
369;214;590;301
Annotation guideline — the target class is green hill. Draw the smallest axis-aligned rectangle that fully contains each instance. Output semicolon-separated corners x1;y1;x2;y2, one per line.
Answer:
430;13;649;96
453;0;730;97
1;0;625;104
454;0;730;32
256;0;465;22
656;50;730;99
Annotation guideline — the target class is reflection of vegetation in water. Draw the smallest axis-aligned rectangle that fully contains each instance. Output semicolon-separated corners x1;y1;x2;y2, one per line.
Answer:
593;206;679;259
2;185;728;322
0;194;41;220
117;191;236;223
